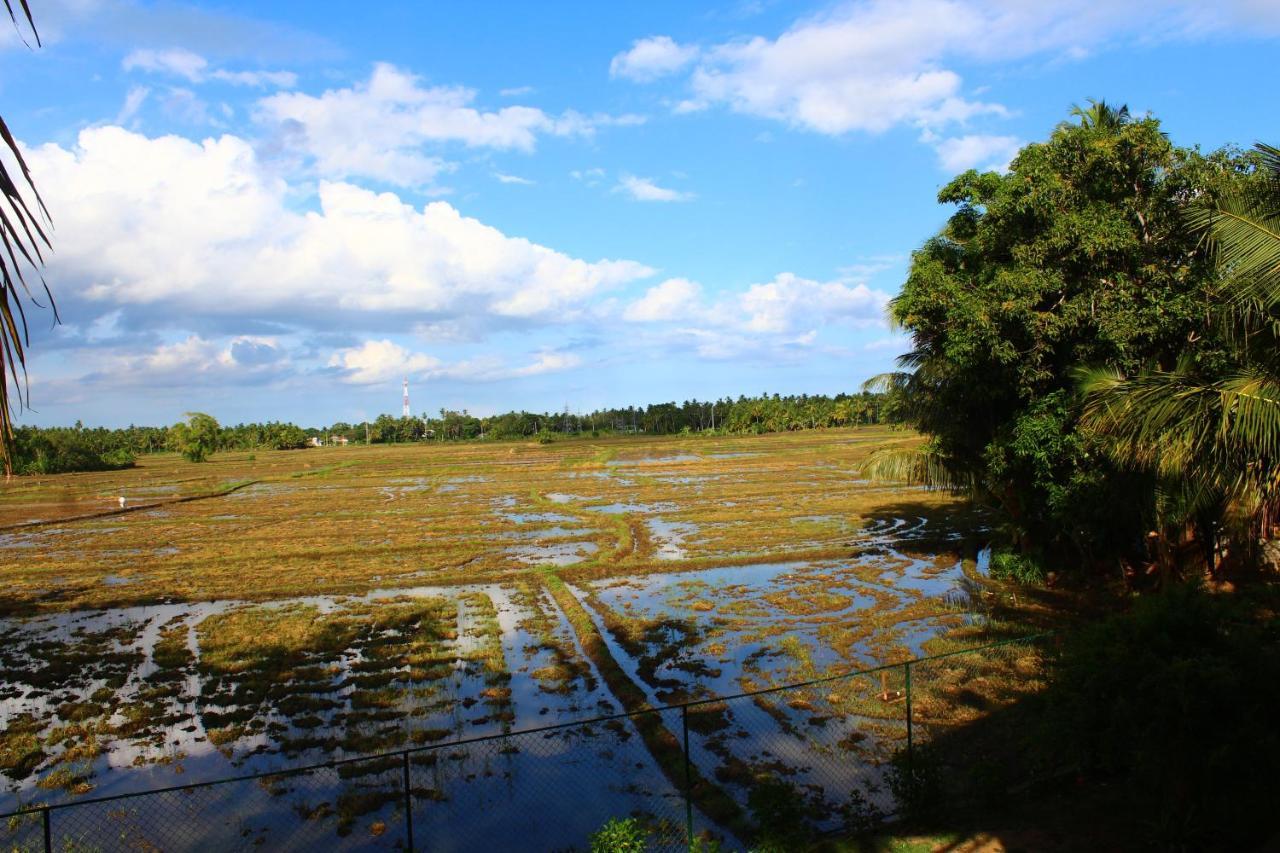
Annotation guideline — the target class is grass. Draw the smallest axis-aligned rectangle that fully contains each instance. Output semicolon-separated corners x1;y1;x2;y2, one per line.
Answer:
0;427;956;615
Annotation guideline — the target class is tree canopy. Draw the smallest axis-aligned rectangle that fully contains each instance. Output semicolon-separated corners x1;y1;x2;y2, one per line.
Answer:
881;104;1255;570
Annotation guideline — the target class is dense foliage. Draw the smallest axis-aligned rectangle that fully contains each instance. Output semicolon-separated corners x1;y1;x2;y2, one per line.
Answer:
11;426;136;475
167;412;221;463
1082;143;1280;575
409;391;897;442
880;102;1255;573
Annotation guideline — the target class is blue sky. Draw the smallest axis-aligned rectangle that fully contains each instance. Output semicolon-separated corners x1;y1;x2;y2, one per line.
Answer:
3;0;1278;427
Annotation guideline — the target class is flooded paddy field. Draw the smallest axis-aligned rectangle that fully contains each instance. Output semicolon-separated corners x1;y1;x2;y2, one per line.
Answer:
0;428;1029;849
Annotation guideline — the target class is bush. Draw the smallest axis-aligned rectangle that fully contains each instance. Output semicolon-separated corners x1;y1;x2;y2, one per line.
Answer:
1036;584;1280;850
747;778;809;849
988;548;1047;584
589;817;647;853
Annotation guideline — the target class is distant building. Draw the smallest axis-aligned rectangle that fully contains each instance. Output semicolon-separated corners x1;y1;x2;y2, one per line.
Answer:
330;435;350;446
308;436;324;447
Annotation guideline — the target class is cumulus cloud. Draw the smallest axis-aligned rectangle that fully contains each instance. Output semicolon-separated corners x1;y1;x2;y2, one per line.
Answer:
255;63;634;187
610;36;700;82
25;126;655;338
615;1;1280;142
327;339;442;384
615;174;694;202
123;47;297;88
932;133;1022;172
621;272;890;348
329;339;581;385
679;2;1004;135
81;335;290;387
738;273;888;334
623;278;703;322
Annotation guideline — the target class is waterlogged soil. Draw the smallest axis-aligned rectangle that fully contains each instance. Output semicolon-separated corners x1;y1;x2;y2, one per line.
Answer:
0;428;1024;848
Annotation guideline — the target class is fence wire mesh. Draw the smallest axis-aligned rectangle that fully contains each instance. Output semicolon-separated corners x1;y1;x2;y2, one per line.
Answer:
0;636;1042;852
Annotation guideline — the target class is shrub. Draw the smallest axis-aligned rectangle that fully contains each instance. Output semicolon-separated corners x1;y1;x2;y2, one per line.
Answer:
1036;584;1280;850
589;817;647;853
747;778;809;850
988;548;1047;585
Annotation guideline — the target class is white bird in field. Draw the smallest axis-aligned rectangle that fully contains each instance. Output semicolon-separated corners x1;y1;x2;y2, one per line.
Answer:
118;496;126;509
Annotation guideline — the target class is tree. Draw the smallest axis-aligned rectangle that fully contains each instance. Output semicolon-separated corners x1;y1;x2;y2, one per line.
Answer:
1068;97;1130;131
0;5;56;475
1080;143;1280;572
870;104;1248;571
168;412;221;463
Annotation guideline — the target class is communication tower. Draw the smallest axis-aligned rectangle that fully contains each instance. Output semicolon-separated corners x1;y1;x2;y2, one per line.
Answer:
403;378;411;418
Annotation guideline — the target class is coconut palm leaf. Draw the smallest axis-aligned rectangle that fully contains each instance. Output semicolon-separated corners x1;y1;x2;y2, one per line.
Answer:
0;1;51;475
859;444;973;492
1079;364;1280;519
1186;143;1280;307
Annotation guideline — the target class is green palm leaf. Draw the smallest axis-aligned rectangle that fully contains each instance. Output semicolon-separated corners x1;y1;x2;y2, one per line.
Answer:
0;1;50;475
1186;143;1280;307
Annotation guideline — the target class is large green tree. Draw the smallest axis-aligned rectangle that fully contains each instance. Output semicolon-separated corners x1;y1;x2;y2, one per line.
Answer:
168;412;221;463
1080;143;1280;572
877;103;1250;570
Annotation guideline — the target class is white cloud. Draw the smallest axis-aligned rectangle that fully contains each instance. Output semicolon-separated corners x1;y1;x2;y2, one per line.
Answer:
623;278;703;322
123;47;297;88
26;126;655;334
329;339;581;385
621;272;890;343
610;36;700;82
615;1;1280;143
327;339;441;384
115;85;149;125
932;133;1022;172
255;63;631;187
499;85;535;97
681;1;1002;135
571;167;606;186
493;172;535;185
615;174;694;202
86;335;289;387
738;272;887;334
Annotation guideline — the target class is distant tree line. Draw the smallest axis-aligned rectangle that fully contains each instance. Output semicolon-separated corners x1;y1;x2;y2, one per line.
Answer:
347;391;901;443
8;391;901;473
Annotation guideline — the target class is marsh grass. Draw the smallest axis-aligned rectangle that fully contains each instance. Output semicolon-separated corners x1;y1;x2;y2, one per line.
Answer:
0;428;1066;828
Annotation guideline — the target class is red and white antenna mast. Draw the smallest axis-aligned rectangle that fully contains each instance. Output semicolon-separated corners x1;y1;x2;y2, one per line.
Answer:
402;378;411;418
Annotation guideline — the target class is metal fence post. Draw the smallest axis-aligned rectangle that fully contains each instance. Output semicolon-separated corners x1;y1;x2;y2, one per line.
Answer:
41;807;50;853
682;705;694;851
904;661;914;777
402;751;415;853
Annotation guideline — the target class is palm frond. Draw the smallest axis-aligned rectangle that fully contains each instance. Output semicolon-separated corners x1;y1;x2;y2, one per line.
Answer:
860;372;912;394
1186;142;1280;307
1080;364;1280;515
859;445;972;492
0;2;51;475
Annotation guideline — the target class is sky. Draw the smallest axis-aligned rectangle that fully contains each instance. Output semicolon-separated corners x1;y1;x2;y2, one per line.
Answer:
3;0;1279;428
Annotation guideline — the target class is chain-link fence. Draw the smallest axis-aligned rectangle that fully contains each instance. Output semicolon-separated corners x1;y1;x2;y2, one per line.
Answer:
0;635;1043;852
